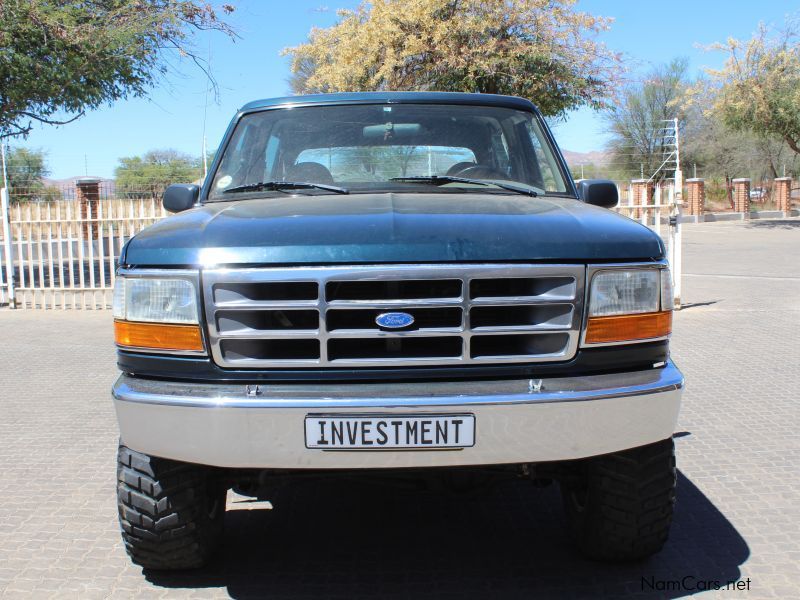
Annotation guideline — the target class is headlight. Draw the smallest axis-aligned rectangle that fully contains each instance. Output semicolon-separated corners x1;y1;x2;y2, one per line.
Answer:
584;267;673;344
113;275;205;353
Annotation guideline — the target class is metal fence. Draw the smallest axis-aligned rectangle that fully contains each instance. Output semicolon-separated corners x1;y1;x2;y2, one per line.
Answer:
2;179;682;310
0;192;165;309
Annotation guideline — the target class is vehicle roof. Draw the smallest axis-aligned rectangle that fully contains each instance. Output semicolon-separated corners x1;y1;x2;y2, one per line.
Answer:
240;91;537;113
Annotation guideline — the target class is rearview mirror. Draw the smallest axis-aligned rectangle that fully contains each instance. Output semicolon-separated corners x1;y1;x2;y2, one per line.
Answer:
163;184;200;213
576;179;619;209
362;123;422;139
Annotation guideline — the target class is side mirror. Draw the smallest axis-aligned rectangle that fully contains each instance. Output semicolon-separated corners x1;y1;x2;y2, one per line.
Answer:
163;184;200;213
576;179;619;209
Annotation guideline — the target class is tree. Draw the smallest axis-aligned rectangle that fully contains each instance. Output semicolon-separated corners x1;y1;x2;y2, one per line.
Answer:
605;58;690;181
283;0;622;117
705;21;800;156
683;78;798;183
0;0;235;139
3;147;61;201
115;149;202;200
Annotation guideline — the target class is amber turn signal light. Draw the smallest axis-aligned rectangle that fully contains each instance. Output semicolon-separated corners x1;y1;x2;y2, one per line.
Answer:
585;311;672;344
114;320;204;352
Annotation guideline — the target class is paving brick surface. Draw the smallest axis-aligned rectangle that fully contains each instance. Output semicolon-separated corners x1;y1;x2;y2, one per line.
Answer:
1;219;799;599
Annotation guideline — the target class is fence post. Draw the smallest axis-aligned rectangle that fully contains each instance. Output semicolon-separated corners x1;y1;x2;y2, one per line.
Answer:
686;178;704;219
671;182;682;309
653;184;662;236
627;184;633;219
1;186;14;307
76;177;101;241
631;179;653;222
774;177;792;216
732;178;751;218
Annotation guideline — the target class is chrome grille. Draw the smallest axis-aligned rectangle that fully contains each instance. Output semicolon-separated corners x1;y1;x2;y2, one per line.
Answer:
203;264;585;368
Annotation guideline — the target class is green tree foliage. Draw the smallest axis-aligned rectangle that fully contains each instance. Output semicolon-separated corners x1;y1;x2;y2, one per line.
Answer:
705;22;800;155
682;95;796;182
605;58;690;181
0;0;234;139
115;149;202;200
283;0;622;117
3;147;60;201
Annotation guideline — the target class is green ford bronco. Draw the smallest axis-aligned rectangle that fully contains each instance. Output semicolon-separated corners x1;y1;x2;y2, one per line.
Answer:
111;92;683;569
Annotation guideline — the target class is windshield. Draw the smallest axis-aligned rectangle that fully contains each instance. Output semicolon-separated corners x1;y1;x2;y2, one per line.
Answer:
207;103;570;200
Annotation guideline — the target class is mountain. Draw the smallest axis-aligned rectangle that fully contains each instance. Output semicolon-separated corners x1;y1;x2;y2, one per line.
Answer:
560;149;611;167
43;176;114;188
42;176;115;200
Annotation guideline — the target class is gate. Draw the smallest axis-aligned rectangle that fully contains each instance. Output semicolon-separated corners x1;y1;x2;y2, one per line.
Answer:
0;190;165;309
615;180;682;308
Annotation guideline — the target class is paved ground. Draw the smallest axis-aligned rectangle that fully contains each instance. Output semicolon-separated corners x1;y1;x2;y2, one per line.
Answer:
1;219;799;599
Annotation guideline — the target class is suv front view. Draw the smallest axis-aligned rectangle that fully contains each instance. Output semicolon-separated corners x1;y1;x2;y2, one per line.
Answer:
111;92;683;569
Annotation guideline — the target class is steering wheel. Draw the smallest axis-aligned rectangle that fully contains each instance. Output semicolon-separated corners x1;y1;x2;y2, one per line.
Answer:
448;163;509;181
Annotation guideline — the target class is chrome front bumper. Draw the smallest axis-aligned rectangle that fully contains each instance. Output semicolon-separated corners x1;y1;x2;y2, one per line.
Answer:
112;361;684;469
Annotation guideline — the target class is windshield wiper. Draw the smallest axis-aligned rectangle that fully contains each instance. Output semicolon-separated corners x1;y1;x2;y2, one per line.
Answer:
390;175;538;197
222;181;350;195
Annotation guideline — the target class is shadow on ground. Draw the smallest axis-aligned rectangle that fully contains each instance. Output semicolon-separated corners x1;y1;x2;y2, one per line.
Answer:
678;300;719;310
747;219;800;229
145;469;748;599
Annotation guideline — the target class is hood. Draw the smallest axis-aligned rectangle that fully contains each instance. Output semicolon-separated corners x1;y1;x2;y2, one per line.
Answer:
123;193;665;266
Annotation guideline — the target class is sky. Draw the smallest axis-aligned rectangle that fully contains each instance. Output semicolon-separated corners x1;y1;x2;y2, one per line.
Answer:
12;0;799;180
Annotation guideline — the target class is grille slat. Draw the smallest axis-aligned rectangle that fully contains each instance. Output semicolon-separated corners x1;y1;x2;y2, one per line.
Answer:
329;337;463;361
328;307;463;332
213;281;319;304
217;309;320;334
470;277;576;300
470;304;573;330
204;265;584;369
470;332;571;359
327;279;462;301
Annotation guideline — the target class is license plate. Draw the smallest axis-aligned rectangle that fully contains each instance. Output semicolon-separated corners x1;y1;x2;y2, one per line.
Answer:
305;414;475;450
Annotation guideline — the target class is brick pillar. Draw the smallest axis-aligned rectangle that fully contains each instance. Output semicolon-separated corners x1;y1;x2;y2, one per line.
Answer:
631;179;653;219
76;177;100;241
686;178;705;216
732;178;750;217
774;177;792;214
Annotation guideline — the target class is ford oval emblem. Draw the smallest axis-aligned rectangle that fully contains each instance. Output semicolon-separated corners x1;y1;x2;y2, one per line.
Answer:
375;312;415;329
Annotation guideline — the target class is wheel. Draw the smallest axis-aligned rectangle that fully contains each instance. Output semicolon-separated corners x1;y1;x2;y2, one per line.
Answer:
116;444;226;570
560;438;676;561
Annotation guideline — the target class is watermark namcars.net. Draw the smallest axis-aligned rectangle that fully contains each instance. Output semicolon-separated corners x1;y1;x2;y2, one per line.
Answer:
642;576;752;593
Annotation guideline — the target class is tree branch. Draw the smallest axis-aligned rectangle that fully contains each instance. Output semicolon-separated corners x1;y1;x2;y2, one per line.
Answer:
785;135;800;155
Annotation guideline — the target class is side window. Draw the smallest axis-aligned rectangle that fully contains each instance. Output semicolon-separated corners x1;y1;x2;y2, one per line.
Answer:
525;122;565;192
210;123;253;192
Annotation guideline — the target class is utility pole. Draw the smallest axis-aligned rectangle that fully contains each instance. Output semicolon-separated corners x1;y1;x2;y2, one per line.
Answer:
202;37;211;182
674;118;683;203
1;142;15;307
670;117;682;309
202;136;208;181
1;142;8;190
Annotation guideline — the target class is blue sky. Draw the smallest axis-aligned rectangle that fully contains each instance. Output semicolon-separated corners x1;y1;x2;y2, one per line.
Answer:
14;0;798;179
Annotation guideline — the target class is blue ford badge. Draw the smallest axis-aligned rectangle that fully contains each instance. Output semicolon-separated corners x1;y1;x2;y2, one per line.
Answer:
375;312;415;329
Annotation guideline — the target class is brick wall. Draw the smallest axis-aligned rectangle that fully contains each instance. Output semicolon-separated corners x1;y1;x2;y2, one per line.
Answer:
686;178;704;216
732;178;750;216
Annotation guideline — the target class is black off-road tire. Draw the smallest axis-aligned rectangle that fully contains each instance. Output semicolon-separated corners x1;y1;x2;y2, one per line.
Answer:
116;444;226;570
561;438;676;561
